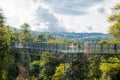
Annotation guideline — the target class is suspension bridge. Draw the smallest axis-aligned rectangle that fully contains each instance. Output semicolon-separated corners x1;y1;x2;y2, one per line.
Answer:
11;42;120;80
11;42;120;55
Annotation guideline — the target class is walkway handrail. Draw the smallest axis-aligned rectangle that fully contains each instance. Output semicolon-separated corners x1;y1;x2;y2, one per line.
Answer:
11;42;120;54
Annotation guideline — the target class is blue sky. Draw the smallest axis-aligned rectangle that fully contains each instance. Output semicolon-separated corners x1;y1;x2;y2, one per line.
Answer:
0;0;120;33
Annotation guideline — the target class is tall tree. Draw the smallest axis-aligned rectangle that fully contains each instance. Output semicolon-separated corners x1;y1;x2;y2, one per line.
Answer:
11;28;21;42
0;8;18;80
20;23;32;42
108;4;120;40
52;63;70;80
39;51;60;80
0;8;5;27
45;34;54;41
36;33;45;42
100;57;120;80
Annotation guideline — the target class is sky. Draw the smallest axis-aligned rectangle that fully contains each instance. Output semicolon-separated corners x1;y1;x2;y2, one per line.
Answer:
0;0;120;33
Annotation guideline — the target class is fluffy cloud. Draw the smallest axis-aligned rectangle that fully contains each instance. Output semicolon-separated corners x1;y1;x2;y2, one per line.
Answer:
41;0;103;15
31;0;120;33
97;7;105;14
0;0;120;33
0;0;33;28
34;7;66;32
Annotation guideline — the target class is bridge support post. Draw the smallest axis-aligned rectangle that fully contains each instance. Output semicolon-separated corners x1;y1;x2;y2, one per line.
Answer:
84;43;90;53
77;43;80;53
114;44;117;53
100;44;103;53
56;43;58;53
108;44;109;53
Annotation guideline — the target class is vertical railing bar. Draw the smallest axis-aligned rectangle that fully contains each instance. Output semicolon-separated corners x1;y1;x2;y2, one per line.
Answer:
114;44;117;53
101;44;103;53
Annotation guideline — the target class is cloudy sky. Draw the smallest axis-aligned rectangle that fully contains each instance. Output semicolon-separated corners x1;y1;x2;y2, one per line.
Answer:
0;0;120;33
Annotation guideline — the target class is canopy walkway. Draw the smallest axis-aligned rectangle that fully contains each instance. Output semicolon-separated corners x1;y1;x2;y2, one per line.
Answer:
11;42;120;55
11;42;120;65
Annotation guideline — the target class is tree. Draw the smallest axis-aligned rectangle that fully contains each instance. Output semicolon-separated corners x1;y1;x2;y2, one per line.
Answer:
39;51;60;80
0;8;5;27
29;60;40;78
0;8;18;80
100;57;120;80
45;34;54;41
48;39;65;43
107;4;120;79
99;40;108;44
108;4;120;40
52;63;70;80
87;55;102;80
20;23;32;42
11;28;21;42
36;33;45;42
0;8;10;79
65;54;88;80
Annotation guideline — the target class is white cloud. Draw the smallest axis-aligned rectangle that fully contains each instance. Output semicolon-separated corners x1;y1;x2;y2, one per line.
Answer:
29;0;66;32
0;0;120;33
40;0;104;16
54;4;108;33
34;7;66;32
0;0;33;28
53;0;120;33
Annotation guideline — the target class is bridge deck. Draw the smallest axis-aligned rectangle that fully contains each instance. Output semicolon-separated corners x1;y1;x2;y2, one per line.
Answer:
11;42;120;54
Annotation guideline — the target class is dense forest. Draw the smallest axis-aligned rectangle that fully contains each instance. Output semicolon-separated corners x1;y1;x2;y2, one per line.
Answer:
0;3;120;80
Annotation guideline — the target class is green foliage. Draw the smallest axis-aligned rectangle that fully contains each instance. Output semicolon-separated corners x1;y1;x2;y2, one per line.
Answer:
113;4;120;10
20;23;33;42
11;29;21;42
7;61;18;80
39;51;60;80
19;51;31;69
35;33;45;42
52;63;70;80
21;23;30;33
45;34;54;41
108;4;120;40
11;23;36;42
108;14;120;22
52;64;64;80
29;60;40;78
100;57;120;80
0;8;5;27
65;54;88;80
87;55;102;80
109;22;120;39
99;40;108;44
48;39;65;43
107;40;120;44
0;10;18;80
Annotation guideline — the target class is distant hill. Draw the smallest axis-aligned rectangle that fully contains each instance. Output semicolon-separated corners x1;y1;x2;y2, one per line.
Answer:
10;27;114;43
40;32;114;42
41;32;108;39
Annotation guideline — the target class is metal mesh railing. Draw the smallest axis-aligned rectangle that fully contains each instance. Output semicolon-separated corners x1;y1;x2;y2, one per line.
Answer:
11;42;120;54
